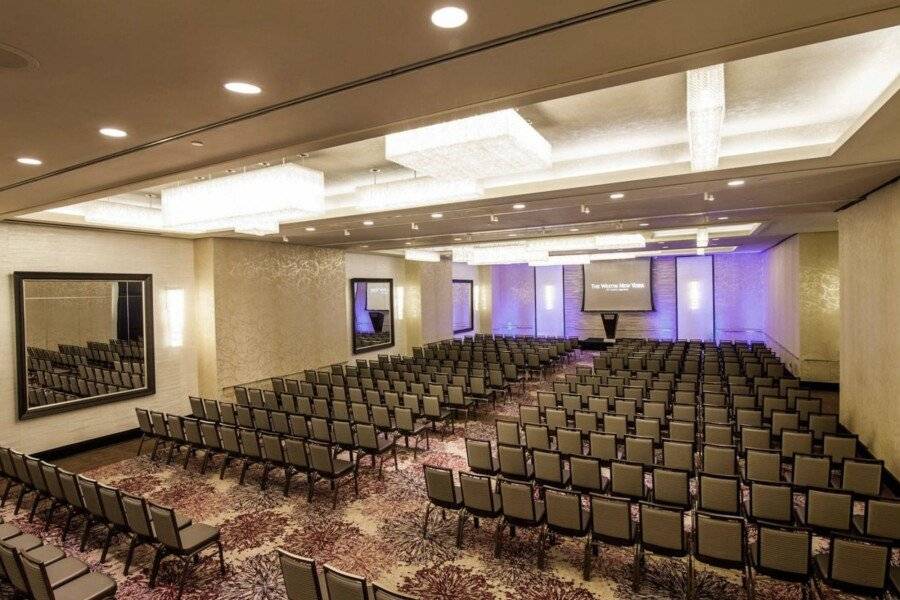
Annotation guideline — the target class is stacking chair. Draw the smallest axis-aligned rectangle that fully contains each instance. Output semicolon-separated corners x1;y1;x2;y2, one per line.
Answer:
38;462;67;532
540;488;590;569
780;430;813;461
533;449;569;488
202;398;221;422
96;483;130;563
422;466;462;539
853;498;900;542
668;420;696;444
283;436;311;498
823;434;857;467
237;428;265;486
744;481;793;524
624;435;654;466
809;413;838;442
796;487;852;533
692;512;746;586
662;439;694;473
23;455;52;522
495;480;545;560
524;424;552;452
149;411;172;460
743;448;782;483
422;395;453;436
20;550;117;600
394;407;429;458
570;455;604;494
356;423;398;477
135;408;155;456
813;535;890;597
76;476;115;553
702;443;737;476
458;472;503;549
10;451;37;516
790;453;831;490
747;523;812;599
583;494;638;581
465;438;499;475
606;460;646;500
697;473;740;515
497;443;533;481
147;503;225;600
740;426;771;454
277;550;323;600
589;431;618;464
636;503;691;592
556;427;584;458
840;458;883;497
259;432;290;493
324;564;370;600
651;467;690;508
603;414;628;441
307;441;359;508
495;419;522;446
446;385;475;423
704;423;733;446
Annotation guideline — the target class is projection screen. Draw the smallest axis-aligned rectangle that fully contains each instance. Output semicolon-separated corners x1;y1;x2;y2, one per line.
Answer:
582;259;653;311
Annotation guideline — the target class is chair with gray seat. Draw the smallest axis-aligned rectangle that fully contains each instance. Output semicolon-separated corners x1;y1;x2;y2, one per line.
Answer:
307;441;359;508
853;497;900;543
20;548;116;600
606;460;647;500
147;502;225;600
422;465;463;540
457;472;502;549
795;487;853;534
495;480;545;561
533;449;569;488
697;472;740;515
356;423;398;478
277;549;323;600
747;523;813;599
702;443;737;476
813;534;890;598
744;480;794;524
790;453;831;490
570;455;604;494
636;502;691;592
692;512;746;589
497;443;533;481
540;488;590;569
584;494;638;582
651;467;691;508
743;448;783;483
840;457;883;498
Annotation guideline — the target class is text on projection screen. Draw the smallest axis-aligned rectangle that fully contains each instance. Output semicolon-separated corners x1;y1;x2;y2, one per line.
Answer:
582;259;653;311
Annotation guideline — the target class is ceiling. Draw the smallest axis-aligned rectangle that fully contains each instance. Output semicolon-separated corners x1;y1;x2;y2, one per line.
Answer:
4;0;900;259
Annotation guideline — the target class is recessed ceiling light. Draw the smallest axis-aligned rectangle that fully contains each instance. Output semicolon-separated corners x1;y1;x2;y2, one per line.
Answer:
717;216;729;220
430;212;443;219
727;179;745;187
569;228;580;232
610;192;625;199
431;6;468;28
361;245;369;249
224;82;261;94
405;242;412;245
453;237;463;241
190;140;204;147
16;157;42;165
512;203;526;210
99;127;127;138
639;223;649;227
304;226;316;232
362;220;374;226
507;233;517;237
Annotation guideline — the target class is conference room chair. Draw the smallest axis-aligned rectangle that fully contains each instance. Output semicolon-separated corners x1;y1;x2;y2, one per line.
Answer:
744;481;794;524
809;413;838;442
635;417;661;445
324;564;371;600
495;480;545;561
546;407;569;433
589;431;618;464
422;395;453;437
457;472;503;549
278;549;324;600
702;405;729;425
603;413;629;441
372;583;418;600
540;488;590;569
422;465;463;539
19;548;117;600
747;524;812;598
23;455;53;523
702;443;737;476
703;423;733;446
624;435;654;467
219;402;237;426
732;394;756;411
614;399;637;424
853;497;900;542
735;408;762;430
393;407;429;458
761;396;787;421
202;398;221;423
569;455;604;494
668;419;696;444
120;491;176;575
795;487;853;534
740;426;772;454
697;472;740;515
813;535;891;597
790;453;832;490
796;397;821;424
464;438;498;475
606;460;647;500
823;433;858;468
533;449;570;488
692;512;746;586
743;448;782;483
780;429;813;461
525;423;552;452
555;427;584;458
495;419;522;447
841;457;883;497
356;423;398;478
96;483;131;563
661;439;694;473
307;441;359;508
636;502;691;592
497;443;533;481
189;396;205;419
583;494;637;582
770;410;799;440
651;467;691;508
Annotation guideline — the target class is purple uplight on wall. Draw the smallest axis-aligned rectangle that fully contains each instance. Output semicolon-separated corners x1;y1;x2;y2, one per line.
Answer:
353;281;374;333
491;263;536;335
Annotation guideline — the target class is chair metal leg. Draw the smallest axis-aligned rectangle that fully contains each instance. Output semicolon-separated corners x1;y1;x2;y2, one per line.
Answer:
393;445;399;470
238;460;250;485
260;463;270;490
331;480;339;509
175;557;193;600
28;494;42;522
14;486;27;515
62;508;76;541
149;438;161;461
199;451;211;475
283;470;293;497
219;455;231;480
136;435;146;456
80;518;93;551
182;447;193;469
537;526;547;569
493;519;506;558
100;527;115;563
217;540;226;575
44;501;58;531
123;535;139;575
582;538;593;580
165;442;177;465
422;504;433;538
456;510;467;548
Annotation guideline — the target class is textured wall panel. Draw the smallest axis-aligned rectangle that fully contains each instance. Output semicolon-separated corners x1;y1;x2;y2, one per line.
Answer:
492;264;535;335
0;222;198;453
799;232;840;382
839;182;899;477
713;252;766;341
419;259;453;343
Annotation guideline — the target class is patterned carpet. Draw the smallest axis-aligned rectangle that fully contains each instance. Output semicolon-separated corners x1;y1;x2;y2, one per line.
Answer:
0;353;888;599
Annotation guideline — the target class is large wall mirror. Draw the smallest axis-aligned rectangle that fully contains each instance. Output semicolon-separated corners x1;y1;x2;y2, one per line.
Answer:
14;272;155;419
350;278;394;354
452;279;474;334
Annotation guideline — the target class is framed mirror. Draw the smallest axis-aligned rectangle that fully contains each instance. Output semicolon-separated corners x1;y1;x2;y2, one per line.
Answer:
14;272;155;419
452;279;474;334
350;278;394;354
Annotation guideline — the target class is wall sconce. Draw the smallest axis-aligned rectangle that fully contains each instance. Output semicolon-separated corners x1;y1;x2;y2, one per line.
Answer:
165;288;185;347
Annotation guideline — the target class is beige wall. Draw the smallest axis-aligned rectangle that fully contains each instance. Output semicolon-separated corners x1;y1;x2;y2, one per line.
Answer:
762;236;803;373
404;258;453;347
839;181;899;477
345;252;407;361
0;222;198;453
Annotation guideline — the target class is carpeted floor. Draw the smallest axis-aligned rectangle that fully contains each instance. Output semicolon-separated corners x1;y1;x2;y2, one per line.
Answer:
0;353;886;599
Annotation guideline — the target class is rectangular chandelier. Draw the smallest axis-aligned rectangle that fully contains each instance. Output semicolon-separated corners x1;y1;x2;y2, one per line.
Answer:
161;163;325;232
686;64;725;171
356;177;482;211
594;233;646;250
452;243;548;266
385;109;552;180
404;249;441;262
529;255;591;267
84;199;164;229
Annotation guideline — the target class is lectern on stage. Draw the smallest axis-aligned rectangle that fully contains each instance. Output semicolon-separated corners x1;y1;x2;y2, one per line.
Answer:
601;312;619;342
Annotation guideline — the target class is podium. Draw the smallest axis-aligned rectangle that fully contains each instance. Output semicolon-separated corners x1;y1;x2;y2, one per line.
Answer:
601;313;619;341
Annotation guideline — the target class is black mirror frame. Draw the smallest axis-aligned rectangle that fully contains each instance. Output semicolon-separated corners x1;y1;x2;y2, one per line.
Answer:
452;278;475;334
350;277;395;355
14;271;156;420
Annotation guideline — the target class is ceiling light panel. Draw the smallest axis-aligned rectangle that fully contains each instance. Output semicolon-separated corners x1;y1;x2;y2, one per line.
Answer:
84;200;163;228
355;176;482;211
405;249;441;262
385;109;552;180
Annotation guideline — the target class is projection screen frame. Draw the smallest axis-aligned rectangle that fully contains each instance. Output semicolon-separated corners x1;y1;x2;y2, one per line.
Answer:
580;258;655;312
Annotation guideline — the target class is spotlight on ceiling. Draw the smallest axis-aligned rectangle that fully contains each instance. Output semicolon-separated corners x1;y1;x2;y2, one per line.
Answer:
362;220;374;226
717;216;729;220
16;157;42;165
99;127;127;138
639;223;650;227
512;203;526;210
430;213;443;219
224;82;261;94
430;6;468;28
727;179;745;187
569;228;580;232
609;192;625;199
304;226;316;232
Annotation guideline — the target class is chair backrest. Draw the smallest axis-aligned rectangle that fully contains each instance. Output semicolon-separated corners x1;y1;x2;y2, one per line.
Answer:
805;487;852;531
308;442;335;474
423;465;457;505
755;524;811;576
827;535;889;590
609;460;644;499
19;550;55;600
668;419;695;443
702;443;736;476
0;539;29;594
740;426;771;452
283;436;309;469
372;584;417;600
570;455;603;492
588;431;617;462
311;564;364;600
98;483;127;526
639;502;685;553
749;481;793;523
524;424;550;451
862;498;900;541
791;453;831;489
635;417;660;444
703;423;732;446
240;427;262;458
744;448;781;482
77;475;105;518
498;444;528;478
533;449;564;484
823;434;857;465
624;435;654;466
556;427;584;457
841;458;883;497
652;467;690;507
809;413;837;441
499;480;538;522
662;439;694;473
694;511;744;565
465;439;494;472
121;492;153;537
590;494;632;541
697;473;739;515
459;472;498;514
136;407;153;434
780;430;812;459
545;487;585;531
148;503;183;549
278;549;323;600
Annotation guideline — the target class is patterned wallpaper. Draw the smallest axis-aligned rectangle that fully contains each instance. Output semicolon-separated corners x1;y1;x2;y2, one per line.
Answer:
839;182;899;476
713;253;766;340
799;232;840;382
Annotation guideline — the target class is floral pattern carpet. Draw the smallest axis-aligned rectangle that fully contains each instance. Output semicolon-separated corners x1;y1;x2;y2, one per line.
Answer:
0;352;891;599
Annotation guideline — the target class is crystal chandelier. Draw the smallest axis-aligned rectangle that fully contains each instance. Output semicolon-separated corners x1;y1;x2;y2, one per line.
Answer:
356;177;482;211
404;249;441;262
686;64;725;171
84;199;164;229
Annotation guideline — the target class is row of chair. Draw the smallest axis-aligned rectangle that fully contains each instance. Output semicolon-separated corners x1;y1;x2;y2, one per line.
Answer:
278;550;415;600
